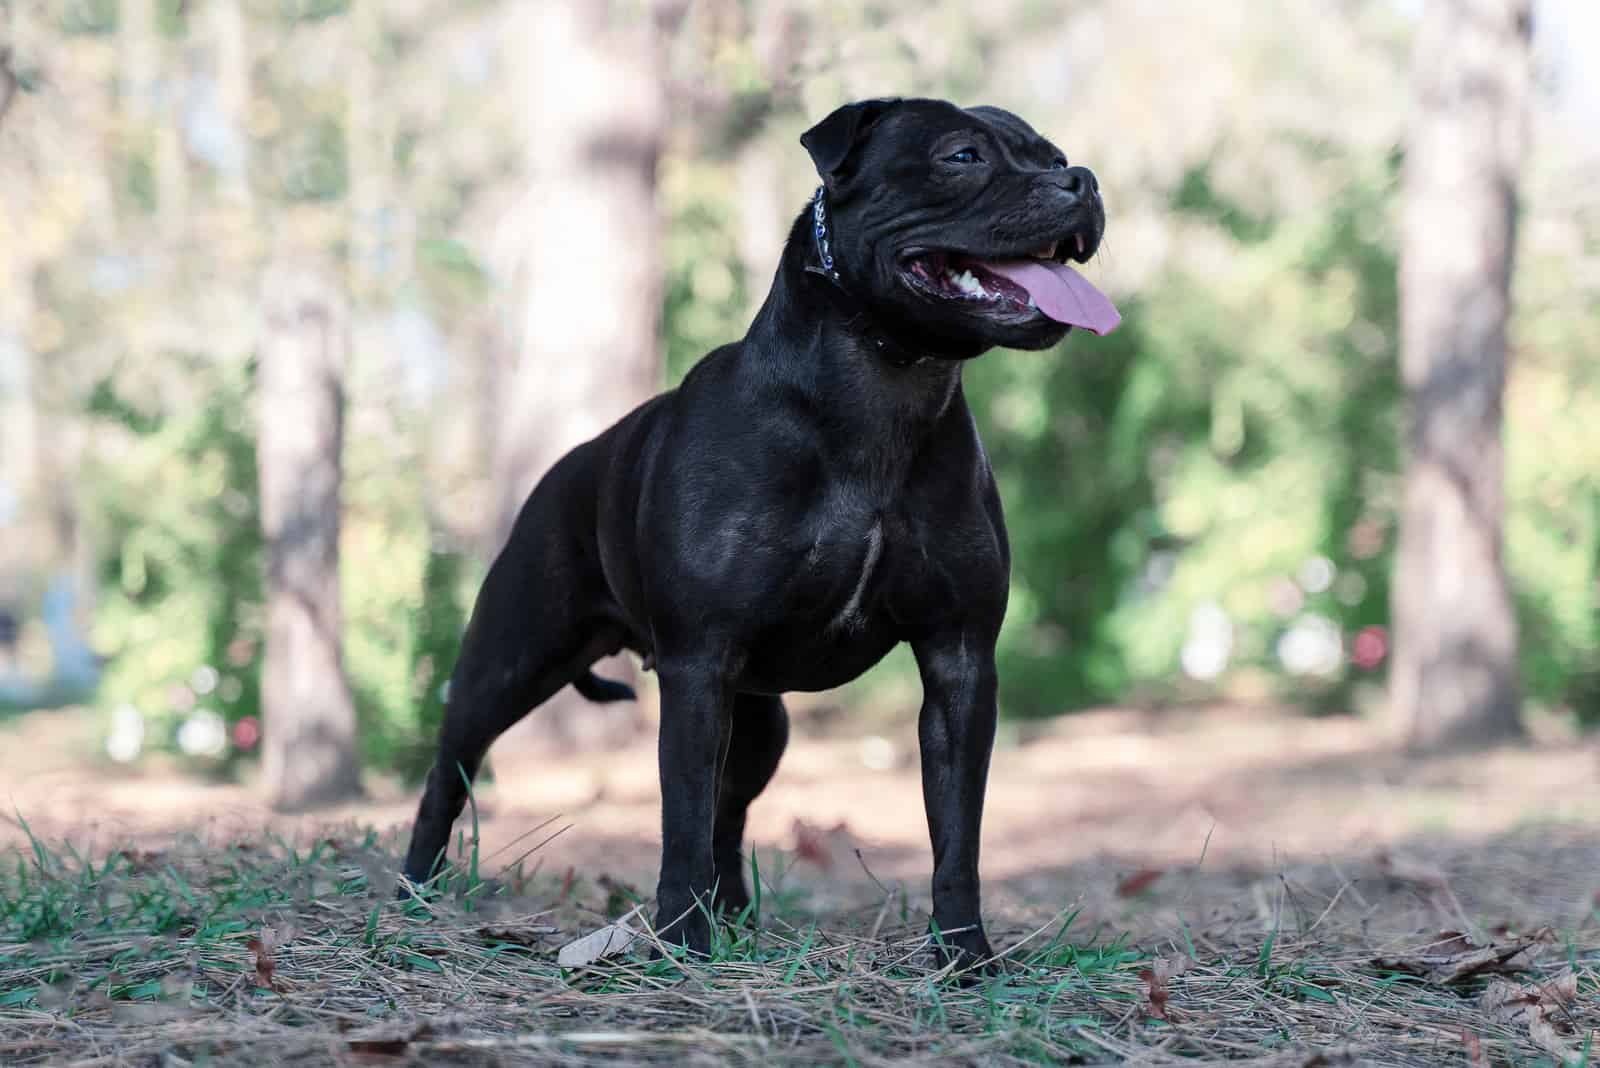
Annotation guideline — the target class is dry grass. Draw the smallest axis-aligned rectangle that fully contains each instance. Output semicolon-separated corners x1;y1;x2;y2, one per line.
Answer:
1;814;1597;1066
3;704;1599;1064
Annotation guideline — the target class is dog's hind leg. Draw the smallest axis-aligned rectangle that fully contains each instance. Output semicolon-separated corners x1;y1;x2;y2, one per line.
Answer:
399;626;625;893
711;693;789;917
398;536;627;894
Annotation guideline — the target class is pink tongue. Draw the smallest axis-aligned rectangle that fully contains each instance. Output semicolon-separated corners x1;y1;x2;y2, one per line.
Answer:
983;259;1122;335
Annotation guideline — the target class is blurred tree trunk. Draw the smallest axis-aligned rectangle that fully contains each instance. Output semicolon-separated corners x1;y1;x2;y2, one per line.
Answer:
734;142;784;312
489;0;670;751
257;260;362;808
731;0;800;314
1391;0;1531;750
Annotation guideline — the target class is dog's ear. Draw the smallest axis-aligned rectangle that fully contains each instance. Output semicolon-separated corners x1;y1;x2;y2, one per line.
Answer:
801;98;899;182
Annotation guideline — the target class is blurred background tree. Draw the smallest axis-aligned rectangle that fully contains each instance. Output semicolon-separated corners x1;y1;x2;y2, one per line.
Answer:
481;0;679;752
0;0;1597;784
1392;0;1530;750
257;257;361;808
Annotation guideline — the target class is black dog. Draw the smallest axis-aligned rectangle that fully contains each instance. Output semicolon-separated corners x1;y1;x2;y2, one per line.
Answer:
400;97;1119;968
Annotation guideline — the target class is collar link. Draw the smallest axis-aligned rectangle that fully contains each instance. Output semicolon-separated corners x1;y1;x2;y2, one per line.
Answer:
806;186;926;368
810;185;840;282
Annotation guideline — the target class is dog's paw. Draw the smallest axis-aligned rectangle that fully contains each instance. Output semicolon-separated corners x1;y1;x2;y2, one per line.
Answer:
394;864;447;904
652;902;713;959
929;925;1000;982
712;886;754;924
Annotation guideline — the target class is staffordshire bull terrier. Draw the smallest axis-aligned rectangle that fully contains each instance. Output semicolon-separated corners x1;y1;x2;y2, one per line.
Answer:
400;97;1120;969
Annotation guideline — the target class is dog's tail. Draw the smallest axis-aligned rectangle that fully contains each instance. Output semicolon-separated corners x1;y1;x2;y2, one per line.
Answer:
572;670;636;703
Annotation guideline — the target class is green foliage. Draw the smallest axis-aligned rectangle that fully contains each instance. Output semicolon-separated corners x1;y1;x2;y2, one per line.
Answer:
387;543;468;783
273;0;352;23
966;307;1176;714
194;363;267;752
661;158;752;383
339;479;476;781
84;350;481;774
58;0;117;36
155;0;190;38
42;0;1600;749
88;354;266;762
1504;323;1600;727
121;141;159;216
274;118;350;202
240;0;350;22
1042;154;1400;709
414;238;493;324
653;130;1600;723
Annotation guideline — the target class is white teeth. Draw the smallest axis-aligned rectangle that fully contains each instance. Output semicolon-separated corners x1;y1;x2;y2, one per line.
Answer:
944;268;988;297
1075;233;1085;254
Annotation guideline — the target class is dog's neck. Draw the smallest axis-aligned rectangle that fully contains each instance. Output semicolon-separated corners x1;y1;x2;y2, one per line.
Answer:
748;191;985;370
794;188;927;370
741;199;971;465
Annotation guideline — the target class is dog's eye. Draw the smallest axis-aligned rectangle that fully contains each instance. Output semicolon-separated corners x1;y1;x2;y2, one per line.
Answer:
1051;157;1069;170
945;147;982;165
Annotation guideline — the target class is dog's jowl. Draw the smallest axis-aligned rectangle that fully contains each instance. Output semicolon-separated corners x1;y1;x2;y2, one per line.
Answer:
400;97;1120;969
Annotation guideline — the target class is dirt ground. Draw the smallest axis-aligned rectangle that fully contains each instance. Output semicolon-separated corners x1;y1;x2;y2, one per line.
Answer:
4;702;1600;1066
5;701;1598;936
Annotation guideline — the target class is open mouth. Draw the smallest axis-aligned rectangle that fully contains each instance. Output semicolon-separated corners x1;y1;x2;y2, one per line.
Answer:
901;235;1121;336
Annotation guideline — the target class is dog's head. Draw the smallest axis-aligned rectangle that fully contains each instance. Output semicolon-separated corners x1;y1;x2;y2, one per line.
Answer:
801;98;1118;354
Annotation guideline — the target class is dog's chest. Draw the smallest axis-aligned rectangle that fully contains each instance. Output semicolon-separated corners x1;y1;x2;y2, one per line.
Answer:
795;506;956;632
738;493;998;693
815;519;885;633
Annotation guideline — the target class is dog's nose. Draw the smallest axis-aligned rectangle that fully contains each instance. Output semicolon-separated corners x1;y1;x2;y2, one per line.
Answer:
1045;166;1099;207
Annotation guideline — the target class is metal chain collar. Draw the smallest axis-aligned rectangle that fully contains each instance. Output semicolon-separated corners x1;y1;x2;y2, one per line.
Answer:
811;185;839;281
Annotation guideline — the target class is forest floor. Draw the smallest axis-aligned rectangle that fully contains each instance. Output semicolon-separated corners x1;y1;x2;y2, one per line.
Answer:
1;701;1597;1065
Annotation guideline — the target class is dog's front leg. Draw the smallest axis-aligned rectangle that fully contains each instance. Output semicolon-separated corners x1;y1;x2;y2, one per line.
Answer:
653;654;733;956
912;628;999;971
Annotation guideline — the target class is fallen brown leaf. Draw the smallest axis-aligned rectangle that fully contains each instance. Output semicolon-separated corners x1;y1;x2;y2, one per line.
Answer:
246;925;291;991
117;849;166;875
1116;867;1166;898
1481;972;1580;1062
346;1024;433;1062
1372;930;1539;986
245;936;276;991
1527;1014;1575;1062
1480;971;1577;1023
477;923;559;947
791;819;855;872
1139;953;1192;1020
792;819;830;870
346;1037;410;1059
1540;970;1580;1006
1459;1029;1488;1068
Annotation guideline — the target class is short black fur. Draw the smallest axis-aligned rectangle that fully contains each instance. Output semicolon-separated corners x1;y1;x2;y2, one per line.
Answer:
399;97;1109;971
